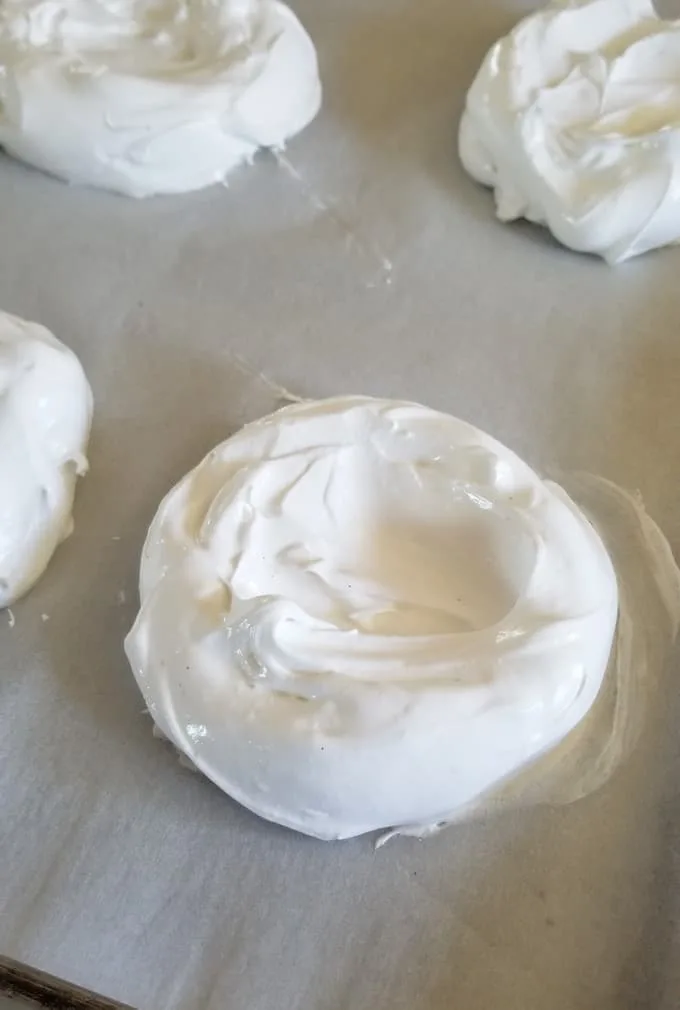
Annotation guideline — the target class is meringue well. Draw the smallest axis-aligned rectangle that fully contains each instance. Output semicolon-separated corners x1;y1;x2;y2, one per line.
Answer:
126;397;621;840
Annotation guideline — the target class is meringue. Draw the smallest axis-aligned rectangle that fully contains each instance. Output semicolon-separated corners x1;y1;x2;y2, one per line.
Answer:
126;396;621;841
459;0;680;263
0;311;92;608
0;0;321;197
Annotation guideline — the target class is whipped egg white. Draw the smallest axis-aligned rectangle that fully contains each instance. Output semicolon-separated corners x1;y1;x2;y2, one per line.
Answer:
0;0;321;197
125;396;622;840
0;311;92;608
459;0;680;263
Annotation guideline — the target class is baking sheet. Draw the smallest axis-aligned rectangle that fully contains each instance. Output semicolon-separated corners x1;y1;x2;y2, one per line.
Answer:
2;1;680;1008
0;956;134;1009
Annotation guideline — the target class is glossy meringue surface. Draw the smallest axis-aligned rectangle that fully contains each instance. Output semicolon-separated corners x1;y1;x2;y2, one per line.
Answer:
126;397;619;840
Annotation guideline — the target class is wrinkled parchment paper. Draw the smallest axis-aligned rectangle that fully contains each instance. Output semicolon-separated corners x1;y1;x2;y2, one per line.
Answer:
3;2;680;1008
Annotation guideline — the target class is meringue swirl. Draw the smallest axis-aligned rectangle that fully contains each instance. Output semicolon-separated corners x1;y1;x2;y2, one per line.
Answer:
0;0;321;196
459;0;680;263
126;397;622;840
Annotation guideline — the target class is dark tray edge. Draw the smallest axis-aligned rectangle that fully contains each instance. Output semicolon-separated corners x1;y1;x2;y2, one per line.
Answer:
0;957;135;1010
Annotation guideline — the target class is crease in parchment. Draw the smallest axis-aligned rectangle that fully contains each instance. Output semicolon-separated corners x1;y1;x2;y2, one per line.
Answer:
273;151;393;289
378;473;680;847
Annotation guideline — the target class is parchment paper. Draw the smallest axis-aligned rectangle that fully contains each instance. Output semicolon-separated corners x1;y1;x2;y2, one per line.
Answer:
2;2;680;1008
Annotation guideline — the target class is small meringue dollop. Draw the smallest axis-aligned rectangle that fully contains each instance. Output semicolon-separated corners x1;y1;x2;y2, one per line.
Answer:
125;397;622;841
0;0;321;197
459;0;680;263
0;311;92;608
